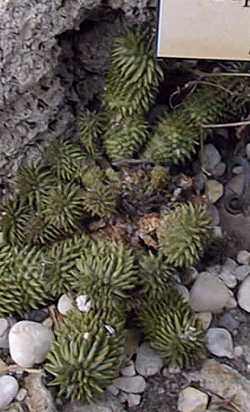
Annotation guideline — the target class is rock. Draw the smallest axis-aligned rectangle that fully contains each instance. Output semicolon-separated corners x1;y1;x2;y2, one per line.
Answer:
195;312;212;330
135;343;163;377
75;295;91;313
121;361;136;377
219;269;237;289
232;165;243;175
217;312;239;332
9;321;54;367
206;328;234;358
237;250;250;265
196;359;250;412
224;294;237;310
246;143;250;159
62;394;126;412
178;387;208;412
213;161;226;178
24;372;57;412
107;384;119;396
201;144;221;173
0;318;10;348
57;294;74;315
234;345;243;358
127;394;141;408
114;376;146;394
16;388;28;402
206;180;224;204
237;275;250;312
235;265;250;282
222;257;238;272
207;205;220;226
190;273;231;313
0;375;19;410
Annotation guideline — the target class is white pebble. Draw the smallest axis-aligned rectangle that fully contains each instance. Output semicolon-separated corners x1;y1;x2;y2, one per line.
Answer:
0;375;19;410
121;361;136;377
237;275;250;312
219;270;237;289
237;250;250;265
15;388;28;402
75;295;91;312
234;346;243;358
9;321;54;368
206;328;234;359
114;376;146;393
135;343;163;377
57;294;74;315
235;265;250;282
178;386;208;412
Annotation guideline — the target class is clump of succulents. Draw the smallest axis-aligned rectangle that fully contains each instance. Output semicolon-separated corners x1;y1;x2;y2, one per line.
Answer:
158;202;212;267
138;291;206;367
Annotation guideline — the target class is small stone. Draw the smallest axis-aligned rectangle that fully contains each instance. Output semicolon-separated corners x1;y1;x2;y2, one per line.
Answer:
114;376;146;394
217;312;239;332
219;270;237;289
57;294;74;315
121;361;136;377
195;312;212;330
235;265;250;282
0;318;10;348
232;165;243;175
127;393;141;408
225;295;237;310
0;375;19;410
107;384;119;396
178;387;208;412
207;205;220;226
222;257;238;272
15;388;28;402
237;275;250;312
246;143;250;160
213;161;226;177
135;343;163;377
62;395;126;412
9;321;54;368
237;250;250;265
202;144;221;173
75;295;91;313
207;180;223;204
206;328;234;358
163;366;181;376
234;346;243;358
190;273;231;313
212;226;223;238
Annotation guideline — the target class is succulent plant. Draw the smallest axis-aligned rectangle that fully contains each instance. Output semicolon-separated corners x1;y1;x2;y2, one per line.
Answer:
149;166;170;191
105;29;163;118
74;240;137;309
104;116;148;161
82;183;117;219
0;197;31;247
138;252;176;300
0;246;49;317
158;202;211;267
46;308;125;401
41;183;83;233
138;291;206;367
78;110;105;158
44;140;86;182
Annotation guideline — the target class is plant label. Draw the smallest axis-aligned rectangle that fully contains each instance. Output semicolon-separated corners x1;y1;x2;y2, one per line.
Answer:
157;0;250;60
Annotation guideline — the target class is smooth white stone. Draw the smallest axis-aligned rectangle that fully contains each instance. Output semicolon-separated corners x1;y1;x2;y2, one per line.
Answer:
206;328;234;359
135;343;163;377
9;321;54;368
0;375;19;409
237;250;250;265
57;294;74;315
114;376;146;394
178;386;208;412
75;295;91;312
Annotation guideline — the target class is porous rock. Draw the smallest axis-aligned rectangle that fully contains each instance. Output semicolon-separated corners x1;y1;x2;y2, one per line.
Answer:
9;321;54;368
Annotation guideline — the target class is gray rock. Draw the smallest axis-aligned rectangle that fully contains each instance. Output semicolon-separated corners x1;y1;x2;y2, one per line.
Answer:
190;273;231;313
9;321;54;367
178;387;208;412
213;161;226;178
222;257;238;272
196;359;250;412
127;394;141;408
0;375;19;410
237;250;250;265
219;269;237;289
57;294;74;315
201;144;221;173
24;372;57;412
206;328;234;359
114;376;146;394
120;361;136;377
217;312;239;332
15;388;28;402
62;394;126;412
135;343;163;377
195;312;212;330
237;275;250;312
207;205;220;226
207;180;224;204
235;265;250;282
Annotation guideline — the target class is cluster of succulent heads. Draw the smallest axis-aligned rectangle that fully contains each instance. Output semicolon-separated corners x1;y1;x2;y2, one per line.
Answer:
0;27;247;403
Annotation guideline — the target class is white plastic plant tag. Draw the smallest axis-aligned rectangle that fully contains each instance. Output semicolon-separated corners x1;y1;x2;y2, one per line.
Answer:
157;0;250;60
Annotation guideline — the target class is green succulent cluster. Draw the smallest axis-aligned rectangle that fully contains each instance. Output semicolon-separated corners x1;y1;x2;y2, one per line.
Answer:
138;291;206;367
158;202;212;267
46;307;125;401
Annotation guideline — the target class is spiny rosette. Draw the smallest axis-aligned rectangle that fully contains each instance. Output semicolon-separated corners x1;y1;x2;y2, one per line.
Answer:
104;116;149;161
138;252;176;300
105;29;163;117
158;202;211;268
78;110;105;158
82;183;118;219
74;240;138;308
0;246;49;317
138;291;206;368
45;308;125;402
0;197;31;247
